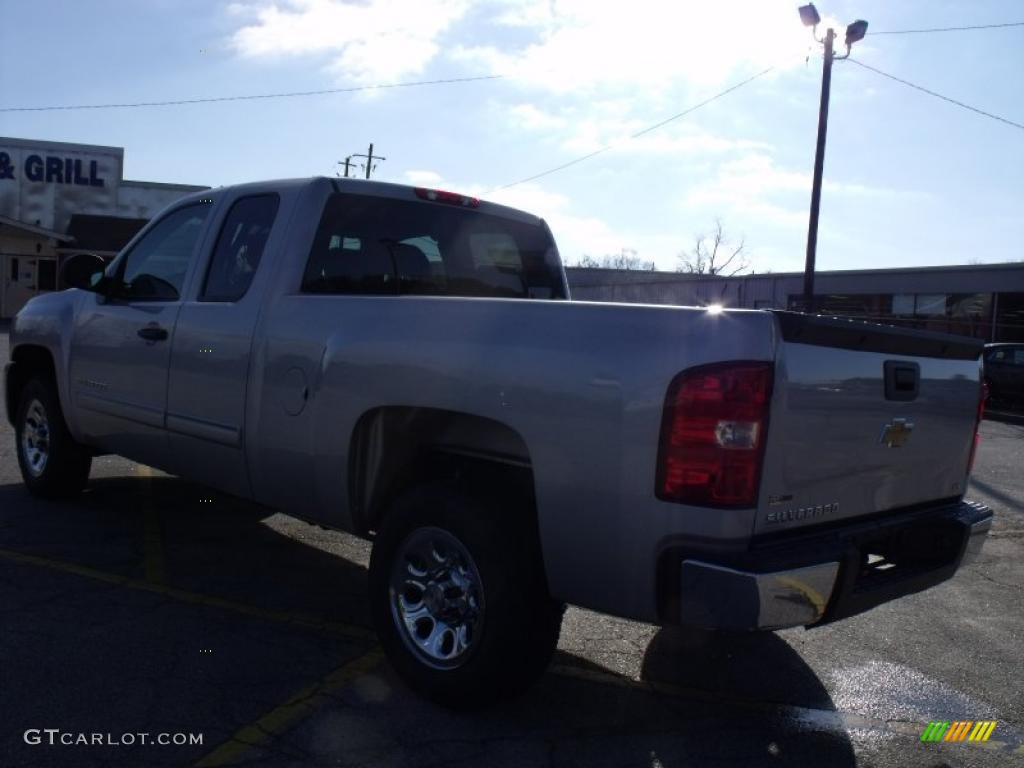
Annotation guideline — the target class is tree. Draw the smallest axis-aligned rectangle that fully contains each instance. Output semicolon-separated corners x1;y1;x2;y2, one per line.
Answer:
574;248;655;271
676;220;750;276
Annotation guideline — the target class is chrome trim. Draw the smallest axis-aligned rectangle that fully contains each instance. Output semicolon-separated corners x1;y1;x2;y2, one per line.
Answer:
166;413;241;448
20;398;51;478
389;526;485;670
680;560;839;630
77;392;164;428
962;516;992;565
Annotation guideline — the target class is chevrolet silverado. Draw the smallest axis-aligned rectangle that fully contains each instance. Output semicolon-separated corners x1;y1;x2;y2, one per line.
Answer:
6;177;993;706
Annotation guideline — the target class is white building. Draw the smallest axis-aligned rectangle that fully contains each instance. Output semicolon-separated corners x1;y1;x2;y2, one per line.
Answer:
0;136;206;319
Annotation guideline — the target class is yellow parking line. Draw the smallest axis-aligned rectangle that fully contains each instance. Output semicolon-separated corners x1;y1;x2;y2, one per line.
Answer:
550;664;1017;751
0;547;375;642
3;548;1017;755
194;648;384;767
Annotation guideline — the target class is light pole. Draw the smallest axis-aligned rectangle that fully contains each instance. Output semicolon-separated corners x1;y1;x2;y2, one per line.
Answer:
798;4;868;312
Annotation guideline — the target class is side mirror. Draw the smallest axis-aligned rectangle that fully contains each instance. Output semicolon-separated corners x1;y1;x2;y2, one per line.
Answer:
61;253;107;291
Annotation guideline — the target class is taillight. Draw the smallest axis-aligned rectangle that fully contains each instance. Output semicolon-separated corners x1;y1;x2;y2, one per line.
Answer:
967;380;987;475
414;187;480;208
656;361;773;508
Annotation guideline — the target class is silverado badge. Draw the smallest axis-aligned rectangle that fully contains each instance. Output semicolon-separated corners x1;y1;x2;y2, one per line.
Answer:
880;418;914;448
765;502;838;525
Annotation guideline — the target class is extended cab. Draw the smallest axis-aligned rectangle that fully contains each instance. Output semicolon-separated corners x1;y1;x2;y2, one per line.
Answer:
6;177;993;705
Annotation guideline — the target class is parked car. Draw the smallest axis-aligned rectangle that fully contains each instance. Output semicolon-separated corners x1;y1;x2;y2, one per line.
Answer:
6;177;992;706
984;343;1024;410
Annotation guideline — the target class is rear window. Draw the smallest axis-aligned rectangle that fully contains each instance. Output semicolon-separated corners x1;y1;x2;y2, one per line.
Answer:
301;192;566;299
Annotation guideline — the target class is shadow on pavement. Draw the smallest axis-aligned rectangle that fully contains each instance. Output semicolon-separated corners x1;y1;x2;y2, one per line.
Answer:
640;626;835;711
970;476;1024;515
985;410;1024;426
0;475;856;767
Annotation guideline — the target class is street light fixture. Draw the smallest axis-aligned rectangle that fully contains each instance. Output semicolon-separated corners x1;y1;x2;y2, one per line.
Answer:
845;20;869;47
797;4;868;313
798;4;820;28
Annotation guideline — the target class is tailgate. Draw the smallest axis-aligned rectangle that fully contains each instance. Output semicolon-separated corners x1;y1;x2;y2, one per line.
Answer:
755;312;984;535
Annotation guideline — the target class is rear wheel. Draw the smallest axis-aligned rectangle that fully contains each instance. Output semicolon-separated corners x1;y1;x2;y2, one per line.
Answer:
368;483;563;707
15;376;92;499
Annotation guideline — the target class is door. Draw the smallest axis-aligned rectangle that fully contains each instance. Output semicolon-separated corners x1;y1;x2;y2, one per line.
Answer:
68;203;212;469
163;193;281;498
3;256;37;318
985;345;1024;402
1011;347;1024;400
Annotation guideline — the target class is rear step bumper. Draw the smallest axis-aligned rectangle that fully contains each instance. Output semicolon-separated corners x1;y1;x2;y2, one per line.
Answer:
672;499;992;631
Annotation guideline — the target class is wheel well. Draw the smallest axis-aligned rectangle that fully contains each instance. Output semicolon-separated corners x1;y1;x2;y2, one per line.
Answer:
6;345;56;426
348;407;537;536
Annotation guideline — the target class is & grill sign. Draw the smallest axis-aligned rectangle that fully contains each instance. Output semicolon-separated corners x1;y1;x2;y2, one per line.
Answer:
0;151;105;187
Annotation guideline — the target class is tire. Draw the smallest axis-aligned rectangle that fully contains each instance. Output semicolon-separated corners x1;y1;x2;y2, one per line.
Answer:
368;483;563;708
15;375;92;499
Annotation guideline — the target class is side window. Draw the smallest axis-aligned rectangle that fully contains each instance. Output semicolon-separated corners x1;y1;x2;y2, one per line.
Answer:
988;349;1009;363
116;205;210;301
1014;349;1024;366
202;195;279;302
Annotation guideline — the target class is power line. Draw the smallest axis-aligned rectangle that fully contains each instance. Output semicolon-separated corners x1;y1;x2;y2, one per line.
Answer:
492;66;776;191
3;20;1022;112
869;21;1024;35
848;58;1024;133
0;74;503;113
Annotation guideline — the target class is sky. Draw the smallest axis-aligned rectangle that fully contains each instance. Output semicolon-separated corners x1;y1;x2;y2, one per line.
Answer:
2;0;1023;273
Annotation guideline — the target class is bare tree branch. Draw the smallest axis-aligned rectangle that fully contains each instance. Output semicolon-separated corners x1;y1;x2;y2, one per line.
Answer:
675;220;751;276
574;248;655;271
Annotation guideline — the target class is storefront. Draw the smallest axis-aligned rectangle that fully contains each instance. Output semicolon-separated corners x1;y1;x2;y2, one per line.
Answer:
0;137;206;319
569;262;1024;342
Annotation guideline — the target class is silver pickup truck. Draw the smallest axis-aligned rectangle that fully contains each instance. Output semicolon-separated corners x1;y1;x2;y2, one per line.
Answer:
6;177;992;706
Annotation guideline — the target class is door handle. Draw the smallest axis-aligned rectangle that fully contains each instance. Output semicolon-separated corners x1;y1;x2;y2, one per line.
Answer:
884;360;919;401
137;325;169;342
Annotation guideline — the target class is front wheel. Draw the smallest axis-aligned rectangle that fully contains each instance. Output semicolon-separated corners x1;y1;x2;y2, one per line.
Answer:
368;483;563;707
15;376;92;499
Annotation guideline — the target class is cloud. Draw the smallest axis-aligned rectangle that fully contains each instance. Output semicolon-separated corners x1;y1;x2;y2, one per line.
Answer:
495;100;773;162
684;152;918;230
507;103;567;132
397;170;637;262
454;0;814;93
403;169;444;186
230;0;470;82
489;183;630;259
561;120;772;157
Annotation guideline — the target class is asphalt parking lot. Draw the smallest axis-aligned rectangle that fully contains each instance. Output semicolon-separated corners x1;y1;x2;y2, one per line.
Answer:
1;328;1022;768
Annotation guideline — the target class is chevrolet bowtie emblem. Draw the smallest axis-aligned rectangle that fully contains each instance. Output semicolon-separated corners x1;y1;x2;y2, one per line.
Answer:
880;418;914;448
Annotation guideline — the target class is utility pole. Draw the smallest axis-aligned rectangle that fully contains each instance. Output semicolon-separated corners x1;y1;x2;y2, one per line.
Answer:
351;143;386;180
337;156;353;178
803;27;834;313
797;5;868;313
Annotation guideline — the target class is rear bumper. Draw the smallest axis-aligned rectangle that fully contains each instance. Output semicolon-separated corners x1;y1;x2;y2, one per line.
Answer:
666;498;993;630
